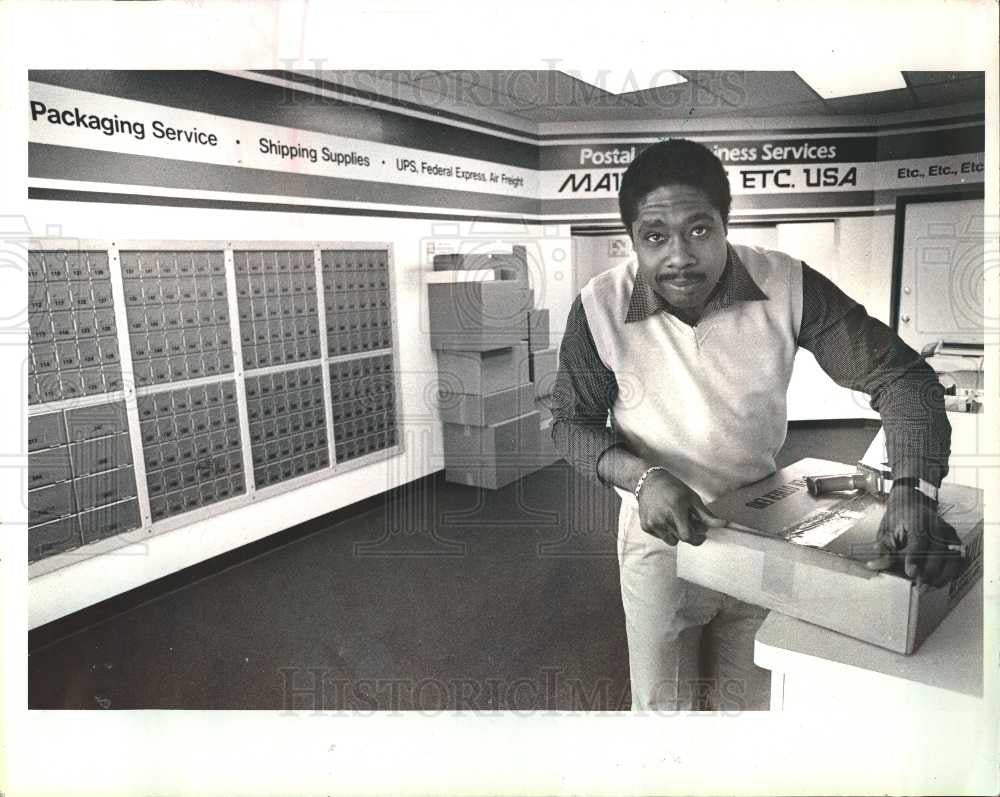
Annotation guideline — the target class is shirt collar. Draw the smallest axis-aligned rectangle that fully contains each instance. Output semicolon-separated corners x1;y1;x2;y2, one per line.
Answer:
624;243;769;324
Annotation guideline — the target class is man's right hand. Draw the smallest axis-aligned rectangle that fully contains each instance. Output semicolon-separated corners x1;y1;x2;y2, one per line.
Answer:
636;469;727;546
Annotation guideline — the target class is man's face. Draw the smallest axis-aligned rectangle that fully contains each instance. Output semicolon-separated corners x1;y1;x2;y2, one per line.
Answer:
631;184;728;314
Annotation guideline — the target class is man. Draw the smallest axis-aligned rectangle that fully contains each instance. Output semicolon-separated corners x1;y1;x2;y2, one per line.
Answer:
550;138;962;712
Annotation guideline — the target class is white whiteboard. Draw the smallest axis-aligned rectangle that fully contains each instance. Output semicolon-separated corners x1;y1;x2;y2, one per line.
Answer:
897;197;985;353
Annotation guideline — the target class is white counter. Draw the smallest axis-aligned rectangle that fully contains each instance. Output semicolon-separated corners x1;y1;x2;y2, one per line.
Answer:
755;581;983;713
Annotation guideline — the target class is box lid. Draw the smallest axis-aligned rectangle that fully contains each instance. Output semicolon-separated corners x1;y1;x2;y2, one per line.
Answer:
708;458;983;564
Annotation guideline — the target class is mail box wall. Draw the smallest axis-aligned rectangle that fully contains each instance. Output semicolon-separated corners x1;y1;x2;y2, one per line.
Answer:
27;240;402;569
28;250;123;405
245;364;331;488
121;250;235;387
320;249;393;356
27;400;140;562
138;379;246;521
330;353;399;463
234;249;321;369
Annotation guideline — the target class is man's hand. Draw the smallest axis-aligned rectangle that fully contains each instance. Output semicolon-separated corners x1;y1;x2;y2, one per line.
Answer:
636;469;727;546
865;483;965;588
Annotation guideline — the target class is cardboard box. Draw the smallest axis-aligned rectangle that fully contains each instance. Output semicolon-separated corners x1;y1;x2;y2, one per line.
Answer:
438;383;534;426
523;308;550;352
490;252;528;285
428;282;533;351
443;411;540;460
447;446;560;488
443;410;541;490
530;347;559;398
676;458;983;654
432;253;495;271
445;462;525;490
423;269;497;284
493;267;519;281
436;344;528;395
433;248;528;284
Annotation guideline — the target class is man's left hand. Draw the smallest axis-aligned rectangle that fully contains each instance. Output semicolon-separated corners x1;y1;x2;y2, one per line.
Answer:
865;483;965;589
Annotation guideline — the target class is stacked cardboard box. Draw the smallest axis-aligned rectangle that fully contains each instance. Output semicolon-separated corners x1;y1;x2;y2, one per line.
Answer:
525;308;550;351
427;281;533;352
442;410;541;489
433;245;530;285
436;342;540;490
430;248;565;487
521;306;561;466
528;347;559;400
428;253;536;488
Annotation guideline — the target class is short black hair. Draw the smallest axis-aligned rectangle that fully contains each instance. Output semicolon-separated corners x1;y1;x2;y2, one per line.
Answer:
618;138;732;235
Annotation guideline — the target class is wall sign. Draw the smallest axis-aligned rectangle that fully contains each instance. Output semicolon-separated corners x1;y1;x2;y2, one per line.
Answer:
28;75;985;220
28;81;537;201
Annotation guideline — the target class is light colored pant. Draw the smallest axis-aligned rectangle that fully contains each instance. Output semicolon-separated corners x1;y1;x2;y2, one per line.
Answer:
618;498;771;712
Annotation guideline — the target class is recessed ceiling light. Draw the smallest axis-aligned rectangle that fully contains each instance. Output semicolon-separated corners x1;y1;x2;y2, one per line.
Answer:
797;69;907;99
561;69;686;96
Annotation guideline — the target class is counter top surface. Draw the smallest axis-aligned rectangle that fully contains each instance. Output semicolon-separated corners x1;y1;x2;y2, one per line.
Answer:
755;581;983;697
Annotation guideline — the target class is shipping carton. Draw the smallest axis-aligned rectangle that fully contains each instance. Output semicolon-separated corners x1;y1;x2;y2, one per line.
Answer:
423;269;497;285
432;253;495;271
427;282;533;351
490;253;529;285
676;458;983;654
438;383;534;426
443;411;540;460
523;308;550;352
443;410;542;490
436;343;528;395
445;462;525;491
530;348;559;398
432;249;528;285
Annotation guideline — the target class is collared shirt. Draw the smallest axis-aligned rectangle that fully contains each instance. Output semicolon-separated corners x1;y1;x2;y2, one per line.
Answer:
624;245;768;324
549;245;951;489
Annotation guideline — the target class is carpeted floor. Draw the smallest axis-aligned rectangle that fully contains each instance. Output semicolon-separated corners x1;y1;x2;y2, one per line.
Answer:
27;420;880;710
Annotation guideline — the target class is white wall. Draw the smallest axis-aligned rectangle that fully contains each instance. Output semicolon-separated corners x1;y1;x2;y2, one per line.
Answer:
25;198;573;625
572;234;632;297
726;225;778;250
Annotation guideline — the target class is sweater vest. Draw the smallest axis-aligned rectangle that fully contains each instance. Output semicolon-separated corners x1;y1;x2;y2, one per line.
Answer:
581;244;803;505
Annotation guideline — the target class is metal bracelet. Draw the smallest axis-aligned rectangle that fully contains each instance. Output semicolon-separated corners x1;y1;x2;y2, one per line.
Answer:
634;465;667;501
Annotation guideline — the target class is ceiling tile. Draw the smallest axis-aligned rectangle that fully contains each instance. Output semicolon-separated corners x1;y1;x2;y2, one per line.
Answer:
746;99;831;118
904;71;985;87
398;70;610;114
824;88;916;115
295;70;982;127
674;71;823;111
913;76;985;107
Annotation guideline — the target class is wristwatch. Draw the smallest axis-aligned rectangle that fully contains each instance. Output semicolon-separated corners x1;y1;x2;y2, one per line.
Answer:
891;476;939;502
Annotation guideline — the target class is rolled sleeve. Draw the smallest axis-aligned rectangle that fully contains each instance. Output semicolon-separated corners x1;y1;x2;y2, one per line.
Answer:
798;263;951;486
549;296;624;487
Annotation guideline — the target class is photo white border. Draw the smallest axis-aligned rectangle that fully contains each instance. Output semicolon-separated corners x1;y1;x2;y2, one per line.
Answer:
2;1;997;795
